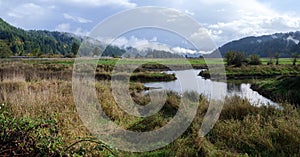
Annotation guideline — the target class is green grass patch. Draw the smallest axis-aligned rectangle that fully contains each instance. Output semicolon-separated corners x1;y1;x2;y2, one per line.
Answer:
261;58;300;65
200;65;300;79
253;76;300;106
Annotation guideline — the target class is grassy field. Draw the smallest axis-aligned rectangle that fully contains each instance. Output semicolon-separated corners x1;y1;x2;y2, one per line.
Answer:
2;57;300;68
260;58;299;65
200;65;300;80
0;60;299;156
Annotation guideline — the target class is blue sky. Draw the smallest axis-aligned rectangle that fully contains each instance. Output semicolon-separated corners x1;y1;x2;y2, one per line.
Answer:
1;0;300;49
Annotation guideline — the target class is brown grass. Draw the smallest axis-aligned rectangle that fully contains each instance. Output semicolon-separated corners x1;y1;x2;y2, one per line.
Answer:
0;60;299;156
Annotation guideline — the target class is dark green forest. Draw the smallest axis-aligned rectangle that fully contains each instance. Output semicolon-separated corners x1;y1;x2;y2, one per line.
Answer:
0;18;81;57
0;18;126;58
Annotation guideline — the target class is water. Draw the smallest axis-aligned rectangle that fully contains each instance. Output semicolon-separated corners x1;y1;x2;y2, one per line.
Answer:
144;69;277;107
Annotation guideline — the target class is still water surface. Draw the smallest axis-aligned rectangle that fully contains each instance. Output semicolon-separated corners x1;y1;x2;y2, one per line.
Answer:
144;69;277;106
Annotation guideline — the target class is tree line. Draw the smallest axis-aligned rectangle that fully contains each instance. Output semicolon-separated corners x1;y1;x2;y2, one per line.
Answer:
225;51;299;66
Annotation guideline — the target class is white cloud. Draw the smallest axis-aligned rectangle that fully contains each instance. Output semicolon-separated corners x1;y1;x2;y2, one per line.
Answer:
184;10;195;16
55;23;71;32
111;36;172;52
2;0;300;47
48;5;56;9
111;36;209;54
156;0;300;45
55;23;88;35
63;13;92;23
74;27;88;36
59;0;136;8
171;47;197;54
113;36;151;48
7;3;45;19
150;37;158;42
207;12;300;45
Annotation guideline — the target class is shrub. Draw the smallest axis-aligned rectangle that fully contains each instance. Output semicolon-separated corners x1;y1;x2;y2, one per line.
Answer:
249;54;262;65
0;106;64;156
225;51;247;67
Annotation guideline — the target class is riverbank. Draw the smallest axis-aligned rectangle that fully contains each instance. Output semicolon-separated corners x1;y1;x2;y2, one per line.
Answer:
251;76;300;107
198;64;300;106
199;65;300;79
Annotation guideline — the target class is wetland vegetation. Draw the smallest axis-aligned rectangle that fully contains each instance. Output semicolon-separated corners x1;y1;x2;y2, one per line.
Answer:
0;58;299;156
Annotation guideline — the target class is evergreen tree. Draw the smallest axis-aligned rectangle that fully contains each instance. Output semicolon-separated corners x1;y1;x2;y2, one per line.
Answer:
0;40;12;58
71;42;80;56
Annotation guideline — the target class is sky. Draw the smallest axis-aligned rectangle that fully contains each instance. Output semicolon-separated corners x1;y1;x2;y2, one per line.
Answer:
1;0;300;52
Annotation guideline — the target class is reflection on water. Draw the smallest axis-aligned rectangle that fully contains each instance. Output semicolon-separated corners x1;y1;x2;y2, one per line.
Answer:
144;69;277;107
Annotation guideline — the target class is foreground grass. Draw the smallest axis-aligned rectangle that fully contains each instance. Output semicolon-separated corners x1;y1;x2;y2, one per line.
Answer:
0;78;299;156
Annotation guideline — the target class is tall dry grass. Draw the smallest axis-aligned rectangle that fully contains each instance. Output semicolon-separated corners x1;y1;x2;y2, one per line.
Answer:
0;60;299;156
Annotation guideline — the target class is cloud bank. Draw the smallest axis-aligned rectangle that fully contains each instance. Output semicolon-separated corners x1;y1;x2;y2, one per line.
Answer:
1;0;300;47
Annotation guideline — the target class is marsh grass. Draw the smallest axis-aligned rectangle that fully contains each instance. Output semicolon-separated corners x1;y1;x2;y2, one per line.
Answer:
0;60;299;156
200;65;300;79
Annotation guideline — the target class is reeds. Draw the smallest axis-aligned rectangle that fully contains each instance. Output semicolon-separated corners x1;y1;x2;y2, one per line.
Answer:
0;60;299;156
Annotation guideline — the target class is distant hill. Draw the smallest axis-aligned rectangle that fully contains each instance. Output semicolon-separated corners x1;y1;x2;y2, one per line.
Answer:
208;32;300;58
0;18;125;58
0;18;82;57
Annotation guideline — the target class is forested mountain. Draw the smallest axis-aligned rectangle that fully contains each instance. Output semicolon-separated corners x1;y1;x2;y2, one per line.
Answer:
0;18;125;58
0;18;82;57
212;32;300;58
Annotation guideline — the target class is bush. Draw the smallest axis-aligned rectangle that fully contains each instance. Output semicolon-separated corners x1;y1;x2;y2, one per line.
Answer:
225;51;247;67
0;106;64;156
249;54;262;65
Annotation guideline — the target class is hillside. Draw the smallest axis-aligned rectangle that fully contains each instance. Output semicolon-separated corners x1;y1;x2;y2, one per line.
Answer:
208;32;300;58
0;18;82;57
0;18;126;58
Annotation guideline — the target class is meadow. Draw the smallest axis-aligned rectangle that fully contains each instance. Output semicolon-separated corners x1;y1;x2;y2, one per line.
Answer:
0;58;299;156
2;57;298;67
